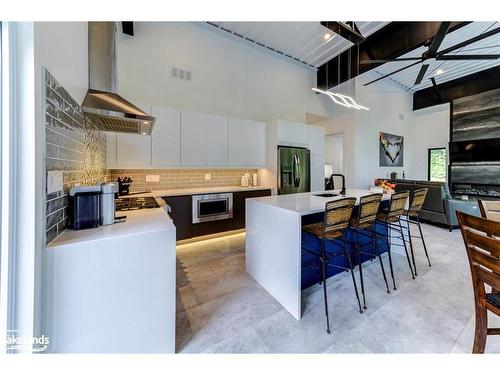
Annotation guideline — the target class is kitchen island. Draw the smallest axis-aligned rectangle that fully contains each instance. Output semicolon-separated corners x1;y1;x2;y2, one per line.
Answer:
245;189;391;320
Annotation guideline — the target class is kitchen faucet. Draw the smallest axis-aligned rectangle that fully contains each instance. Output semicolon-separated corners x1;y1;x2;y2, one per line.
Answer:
329;174;346;196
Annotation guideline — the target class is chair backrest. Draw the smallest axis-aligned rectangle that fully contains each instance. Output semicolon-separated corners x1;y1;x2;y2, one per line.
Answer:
387;191;409;219
357;193;383;225
457;211;500;308
323;197;356;233
408;188;428;215
479;200;500;222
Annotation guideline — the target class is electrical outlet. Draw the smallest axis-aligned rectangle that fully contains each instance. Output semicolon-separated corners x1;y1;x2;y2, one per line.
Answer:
146;174;160;183
204;173;211;181
47;170;63;194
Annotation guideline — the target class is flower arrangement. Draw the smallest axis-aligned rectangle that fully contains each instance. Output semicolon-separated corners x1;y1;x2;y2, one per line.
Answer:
374;178;396;194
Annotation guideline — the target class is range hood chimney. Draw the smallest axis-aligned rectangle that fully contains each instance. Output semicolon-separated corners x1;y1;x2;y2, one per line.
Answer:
82;22;155;135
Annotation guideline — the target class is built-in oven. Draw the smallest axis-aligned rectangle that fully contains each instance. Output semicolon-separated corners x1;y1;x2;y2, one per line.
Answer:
192;193;233;224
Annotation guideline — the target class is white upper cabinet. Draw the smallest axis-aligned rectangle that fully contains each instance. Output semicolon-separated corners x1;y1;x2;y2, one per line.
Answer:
106;104;265;169
277;120;309;146
151;106;181;167
206;114;228;167
181;110;207;167
308;125;325;156
116;133;152;167
228;118;266;167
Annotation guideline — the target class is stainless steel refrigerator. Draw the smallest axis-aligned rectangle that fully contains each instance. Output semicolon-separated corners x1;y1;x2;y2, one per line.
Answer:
277;146;311;195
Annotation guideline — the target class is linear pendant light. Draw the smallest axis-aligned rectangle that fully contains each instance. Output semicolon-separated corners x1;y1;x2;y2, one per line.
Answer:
312;88;370;110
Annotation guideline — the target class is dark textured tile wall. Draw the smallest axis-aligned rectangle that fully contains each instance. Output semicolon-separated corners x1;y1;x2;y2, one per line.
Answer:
450;87;500;199
44;69;109;244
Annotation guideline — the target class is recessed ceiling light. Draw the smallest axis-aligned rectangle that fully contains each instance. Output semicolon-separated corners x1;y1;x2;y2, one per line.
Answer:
323;33;332;40
435;68;445;76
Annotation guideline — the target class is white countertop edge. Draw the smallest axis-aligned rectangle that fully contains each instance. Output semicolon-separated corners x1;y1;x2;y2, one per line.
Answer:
47;207;175;248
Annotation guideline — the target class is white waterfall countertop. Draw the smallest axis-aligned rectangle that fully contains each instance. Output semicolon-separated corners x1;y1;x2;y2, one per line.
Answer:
248;189;391;216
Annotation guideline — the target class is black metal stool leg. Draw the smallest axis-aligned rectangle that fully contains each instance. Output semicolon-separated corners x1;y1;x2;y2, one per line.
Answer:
405;217;418;276
417;216;431;267
397;221;415;279
343;233;363;314
386;225;397;290
373;226;390;294
320;238;331;334
355;231;367;309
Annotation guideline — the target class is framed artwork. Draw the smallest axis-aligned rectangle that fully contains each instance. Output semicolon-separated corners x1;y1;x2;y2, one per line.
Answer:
379;132;404;167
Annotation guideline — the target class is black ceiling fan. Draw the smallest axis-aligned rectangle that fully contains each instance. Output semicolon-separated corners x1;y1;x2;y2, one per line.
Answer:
362;22;500;86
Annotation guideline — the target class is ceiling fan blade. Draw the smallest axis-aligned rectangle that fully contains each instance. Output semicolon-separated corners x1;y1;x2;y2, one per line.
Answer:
359;57;422;64
427;22;451;55
414;64;429;85
436;54;500;60
363;61;421;86
437;26;500;56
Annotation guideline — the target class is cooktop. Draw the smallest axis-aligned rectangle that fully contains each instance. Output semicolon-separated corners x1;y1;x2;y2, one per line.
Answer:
115;196;160;211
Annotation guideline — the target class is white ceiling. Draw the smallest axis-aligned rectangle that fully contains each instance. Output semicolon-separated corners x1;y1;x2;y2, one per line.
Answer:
205;21;388;69
370;22;500;91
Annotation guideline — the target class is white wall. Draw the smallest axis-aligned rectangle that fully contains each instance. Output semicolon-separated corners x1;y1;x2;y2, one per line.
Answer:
353;76;415;188
116;22;335;123
34;22;88;103
410;104;450;180
325;134;344;175
33;21;88;343
316;113;356;187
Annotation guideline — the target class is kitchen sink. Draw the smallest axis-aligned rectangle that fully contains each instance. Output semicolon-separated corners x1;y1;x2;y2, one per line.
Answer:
314;193;338;198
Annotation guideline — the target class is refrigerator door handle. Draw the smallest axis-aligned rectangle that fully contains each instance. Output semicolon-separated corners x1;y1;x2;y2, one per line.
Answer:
294;154;301;187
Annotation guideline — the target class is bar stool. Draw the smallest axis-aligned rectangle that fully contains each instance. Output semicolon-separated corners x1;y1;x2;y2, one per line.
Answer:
400;188;431;276
375;191;415;290
349;193;390;310
302;197;362;334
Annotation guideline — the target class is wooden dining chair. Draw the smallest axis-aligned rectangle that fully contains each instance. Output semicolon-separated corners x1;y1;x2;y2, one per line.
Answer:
457;211;500;353
479;200;500;222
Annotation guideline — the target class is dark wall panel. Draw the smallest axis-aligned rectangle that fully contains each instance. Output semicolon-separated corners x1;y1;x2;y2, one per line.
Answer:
452;87;500;141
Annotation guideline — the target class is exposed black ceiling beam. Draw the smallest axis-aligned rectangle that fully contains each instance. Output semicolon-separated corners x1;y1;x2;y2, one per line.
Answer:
321;22;365;45
413;65;500;110
317;22;469;90
430;77;443;102
122;21;134;36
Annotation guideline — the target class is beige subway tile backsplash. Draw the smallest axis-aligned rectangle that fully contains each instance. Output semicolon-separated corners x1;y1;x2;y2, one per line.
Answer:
109;169;258;192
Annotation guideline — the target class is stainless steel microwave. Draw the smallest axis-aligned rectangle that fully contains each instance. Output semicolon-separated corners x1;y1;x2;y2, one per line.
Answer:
192;193;233;224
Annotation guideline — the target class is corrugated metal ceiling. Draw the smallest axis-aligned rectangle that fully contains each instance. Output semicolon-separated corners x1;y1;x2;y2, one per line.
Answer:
371;22;500;91
205;21;388;69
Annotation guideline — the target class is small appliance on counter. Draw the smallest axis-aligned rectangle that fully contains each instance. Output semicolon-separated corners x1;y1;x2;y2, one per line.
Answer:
117;176;133;196
100;182;119;225
241;174;249;187
69;185;102;230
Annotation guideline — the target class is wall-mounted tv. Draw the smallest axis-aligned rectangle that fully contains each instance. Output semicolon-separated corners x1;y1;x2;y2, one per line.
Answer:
450;138;500;163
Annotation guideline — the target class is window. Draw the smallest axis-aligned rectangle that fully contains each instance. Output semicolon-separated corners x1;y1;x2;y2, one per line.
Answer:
428;148;447;182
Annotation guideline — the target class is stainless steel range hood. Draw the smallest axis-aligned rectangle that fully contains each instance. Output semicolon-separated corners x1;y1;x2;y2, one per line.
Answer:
82;22;155;135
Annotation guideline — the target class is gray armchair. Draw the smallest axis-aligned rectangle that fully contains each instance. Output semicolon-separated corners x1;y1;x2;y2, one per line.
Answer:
443;199;480;231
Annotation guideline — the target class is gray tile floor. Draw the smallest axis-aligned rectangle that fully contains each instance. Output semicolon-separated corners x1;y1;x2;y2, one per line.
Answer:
175;224;500;353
